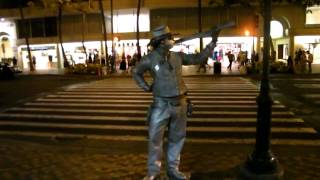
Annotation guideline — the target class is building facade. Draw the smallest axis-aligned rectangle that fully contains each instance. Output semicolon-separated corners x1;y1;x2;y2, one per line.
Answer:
0;0;319;71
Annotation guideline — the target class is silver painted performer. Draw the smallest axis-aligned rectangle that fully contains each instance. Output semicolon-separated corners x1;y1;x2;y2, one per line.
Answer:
133;25;217;180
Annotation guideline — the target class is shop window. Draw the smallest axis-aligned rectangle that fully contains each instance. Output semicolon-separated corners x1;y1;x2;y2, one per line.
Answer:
16;19;31;39
16;20;25;39
112;8;150;33
45;17;57;37
31;18;44;37
306;6;320;25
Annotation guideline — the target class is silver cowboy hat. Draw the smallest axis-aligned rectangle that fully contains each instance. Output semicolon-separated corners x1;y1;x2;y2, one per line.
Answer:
151;25;179;40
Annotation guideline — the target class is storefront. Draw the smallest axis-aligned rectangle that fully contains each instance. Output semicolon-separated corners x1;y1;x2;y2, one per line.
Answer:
295;36;320;64
61;39;149;65
19;44;57;70
0;19;17;65
17;39;150;71
172;36;256;67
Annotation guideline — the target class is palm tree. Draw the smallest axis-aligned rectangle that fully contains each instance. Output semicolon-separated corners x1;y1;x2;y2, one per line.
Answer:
99;0;109;71
110;0;114;55
81;12;88;61
18;0;34;71
198;0;203;51
136;0;142;58
57;1;68;68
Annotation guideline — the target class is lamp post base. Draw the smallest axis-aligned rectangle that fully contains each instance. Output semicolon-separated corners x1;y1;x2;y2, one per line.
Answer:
239;151;284;180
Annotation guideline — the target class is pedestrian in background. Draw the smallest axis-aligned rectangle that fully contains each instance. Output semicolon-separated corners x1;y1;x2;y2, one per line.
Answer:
197;59;207;73
306;51;313;73
127;54;132;73
12;56;17;67
300;50;307;74
287;56;294;73
32;56;36;70
119;53;127;73
226;51;235;70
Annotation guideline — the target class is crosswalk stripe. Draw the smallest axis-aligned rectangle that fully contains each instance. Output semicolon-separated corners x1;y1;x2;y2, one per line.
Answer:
64;88;259;94
304;94;320;98
45;94;258;99
7;107;294;116
0;76;318;145
1;131;319;146
0;113;304;123
272;78;320;81
294;84;320;88
23;102;286;109
36;98;281;104
0;121;315;133
55;92;259;96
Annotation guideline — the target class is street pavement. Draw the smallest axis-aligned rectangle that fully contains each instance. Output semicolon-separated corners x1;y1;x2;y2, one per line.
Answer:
0;71;320;179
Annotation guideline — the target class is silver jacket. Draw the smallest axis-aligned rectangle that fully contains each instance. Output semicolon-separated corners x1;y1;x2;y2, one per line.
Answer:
133;44;212;98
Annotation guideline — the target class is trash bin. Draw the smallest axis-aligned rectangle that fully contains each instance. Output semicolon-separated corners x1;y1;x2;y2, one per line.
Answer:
0;63;15;80
214;61;221;74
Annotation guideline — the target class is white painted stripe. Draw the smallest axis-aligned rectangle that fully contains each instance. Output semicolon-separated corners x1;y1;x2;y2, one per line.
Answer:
25;102;148;108
87;83;255;85
294;84;320;88
0;113;303;122
64;89;259;92
1;131;319;145
8;107;293;116
55;92;259;96
35;98;281;104
89;81;253;85
0;121;316;133
304;94;320;98
272;78;320;81
71;88;258;91
36;98;153;103
23;102;286;109
45;95;257;99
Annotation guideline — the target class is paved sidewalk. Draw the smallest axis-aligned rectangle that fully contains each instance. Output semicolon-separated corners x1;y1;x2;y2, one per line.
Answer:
0;138;319;179
1;69;320;179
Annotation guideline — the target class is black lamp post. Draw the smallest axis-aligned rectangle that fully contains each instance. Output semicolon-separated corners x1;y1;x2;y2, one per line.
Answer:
240;0;283;178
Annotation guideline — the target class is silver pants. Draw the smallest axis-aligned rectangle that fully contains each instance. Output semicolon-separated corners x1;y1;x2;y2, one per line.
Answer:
147;96;187;176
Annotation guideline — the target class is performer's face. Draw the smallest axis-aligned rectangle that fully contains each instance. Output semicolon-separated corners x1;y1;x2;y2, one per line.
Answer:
164;35;174;50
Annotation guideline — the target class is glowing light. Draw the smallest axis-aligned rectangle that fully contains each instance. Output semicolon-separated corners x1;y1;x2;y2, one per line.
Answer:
270;20;283;38
244;30;250;36
113;36;119;42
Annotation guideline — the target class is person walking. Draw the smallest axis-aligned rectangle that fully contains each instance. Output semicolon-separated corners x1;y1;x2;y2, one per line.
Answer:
132;25;217;180
306;51;313;73
32;56;36;70
110;54;116;73
119;53;127;73
300;50;307;74
197;60;207;73
127;54;132;73
287;56;294;73
12;56;17;67
226;51;235;70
